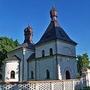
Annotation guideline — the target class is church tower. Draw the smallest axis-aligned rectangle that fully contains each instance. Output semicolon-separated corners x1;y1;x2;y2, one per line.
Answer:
35;7;77;80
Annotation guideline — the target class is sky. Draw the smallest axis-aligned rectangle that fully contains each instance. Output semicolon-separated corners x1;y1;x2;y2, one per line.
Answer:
0;0;90;56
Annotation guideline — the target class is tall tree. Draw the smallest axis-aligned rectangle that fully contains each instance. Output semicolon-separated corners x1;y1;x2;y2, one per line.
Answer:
77;53;90;76
77;55;83;76
82;53;90;68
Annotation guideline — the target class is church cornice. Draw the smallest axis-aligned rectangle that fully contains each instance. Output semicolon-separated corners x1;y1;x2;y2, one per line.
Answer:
28;54;76;62
35;38;77;47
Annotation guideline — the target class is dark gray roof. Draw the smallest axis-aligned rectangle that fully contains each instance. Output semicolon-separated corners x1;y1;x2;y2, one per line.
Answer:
27;53;35;61
36;21;77;45
6;55;21;61
14;42;35;50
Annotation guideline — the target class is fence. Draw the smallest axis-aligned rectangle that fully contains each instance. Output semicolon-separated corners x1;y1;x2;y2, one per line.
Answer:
0;79;84;90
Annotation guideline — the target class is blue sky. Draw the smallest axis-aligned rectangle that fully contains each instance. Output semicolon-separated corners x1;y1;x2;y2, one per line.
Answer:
0;0;90;56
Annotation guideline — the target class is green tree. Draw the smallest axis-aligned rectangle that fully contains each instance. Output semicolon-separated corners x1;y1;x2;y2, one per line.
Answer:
77;55;83;76
0;37;19;66
77;53;90;76
82;53;90;68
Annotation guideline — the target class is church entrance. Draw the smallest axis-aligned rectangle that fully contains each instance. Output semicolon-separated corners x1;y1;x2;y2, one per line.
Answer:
66;70;71;79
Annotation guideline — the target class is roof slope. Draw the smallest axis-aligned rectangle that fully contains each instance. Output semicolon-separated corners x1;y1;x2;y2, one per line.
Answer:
36;21;77;45
6;55;21;61
27;53;35;61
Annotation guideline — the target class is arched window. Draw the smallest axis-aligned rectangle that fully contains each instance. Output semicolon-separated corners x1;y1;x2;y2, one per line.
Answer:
31;71;34;79
46;69;50;79
66;70;71;79
10;71;15;79
50;48;53;56
0;74;2;80
42;50;45;57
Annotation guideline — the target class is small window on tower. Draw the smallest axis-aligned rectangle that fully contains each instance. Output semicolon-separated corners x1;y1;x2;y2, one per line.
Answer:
50;48;53;56
46;69;50;79
42;50;45;57
10;71;15;79
31;71;34;79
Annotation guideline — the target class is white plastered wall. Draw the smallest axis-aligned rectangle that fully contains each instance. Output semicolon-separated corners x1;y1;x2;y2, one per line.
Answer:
5;60;19;82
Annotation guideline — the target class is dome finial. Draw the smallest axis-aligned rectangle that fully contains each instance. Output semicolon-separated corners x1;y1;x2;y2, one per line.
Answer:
50;6;58;21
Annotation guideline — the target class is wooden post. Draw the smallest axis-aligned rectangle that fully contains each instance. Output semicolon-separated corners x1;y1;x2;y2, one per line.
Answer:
72;80;74;90
63;81;65;90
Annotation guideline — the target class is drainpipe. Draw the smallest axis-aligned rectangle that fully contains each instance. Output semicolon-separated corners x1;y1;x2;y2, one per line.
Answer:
19;60;20;81
55;39;59;80
22;48;26;81
35;49;37;80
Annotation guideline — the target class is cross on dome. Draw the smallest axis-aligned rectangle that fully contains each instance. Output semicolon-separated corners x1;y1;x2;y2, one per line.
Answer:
50;6;58;21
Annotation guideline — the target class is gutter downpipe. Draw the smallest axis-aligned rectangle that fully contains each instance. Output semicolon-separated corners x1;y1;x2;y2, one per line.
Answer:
55;39;59;80
22;48;26;81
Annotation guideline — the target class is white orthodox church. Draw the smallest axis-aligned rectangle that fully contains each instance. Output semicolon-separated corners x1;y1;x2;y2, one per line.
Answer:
4;7;78;82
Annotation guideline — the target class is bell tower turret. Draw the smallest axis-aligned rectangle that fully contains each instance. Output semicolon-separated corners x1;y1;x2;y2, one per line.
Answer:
24;25;33;44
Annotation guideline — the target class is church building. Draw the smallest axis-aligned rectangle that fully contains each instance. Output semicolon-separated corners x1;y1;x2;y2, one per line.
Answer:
4;7;77;82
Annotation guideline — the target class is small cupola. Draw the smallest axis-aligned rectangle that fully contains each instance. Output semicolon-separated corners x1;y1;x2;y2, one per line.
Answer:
50;7;58;21
24;25;33;44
